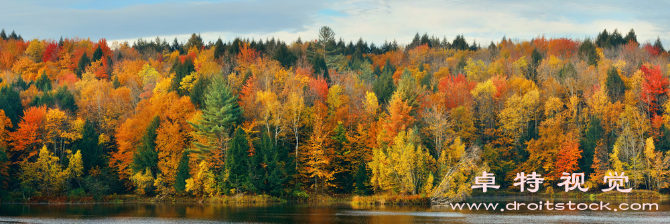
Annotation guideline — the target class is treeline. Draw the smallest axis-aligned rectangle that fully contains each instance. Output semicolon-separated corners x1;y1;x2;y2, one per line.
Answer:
0;27;669;201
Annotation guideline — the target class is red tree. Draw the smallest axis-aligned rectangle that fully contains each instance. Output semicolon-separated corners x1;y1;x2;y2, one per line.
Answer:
641;64;669;116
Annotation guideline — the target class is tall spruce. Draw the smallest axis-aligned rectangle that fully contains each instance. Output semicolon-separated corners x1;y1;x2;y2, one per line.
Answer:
226;127;251;193
173;151;190;193
189;77;242;161
131;116;160;175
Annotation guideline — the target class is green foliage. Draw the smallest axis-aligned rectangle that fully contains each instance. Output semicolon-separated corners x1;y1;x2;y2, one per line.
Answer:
112;76;121;89
213;38;225;59
131;116;160;175
92;45;103;62
373;59;395;104
35;71;52;92
580;117;603;175
311;54;330;82
76;52;91;78
354;161;370;195
226;127;252;193
174;151;190;193
171;59;195;96
189;75;211;109
273;43;297;68
605;66;626;102
184;33;204;50
451;35;469;51
189;77;242;160
578;39;599;66
54;86;78;114
624;29;638;44
0;85;23;128
77;119;102;172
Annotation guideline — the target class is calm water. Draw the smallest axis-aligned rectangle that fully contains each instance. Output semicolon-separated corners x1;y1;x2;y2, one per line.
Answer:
0;197;668;223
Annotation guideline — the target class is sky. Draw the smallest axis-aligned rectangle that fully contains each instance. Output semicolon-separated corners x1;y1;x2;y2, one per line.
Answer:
2;0;669;48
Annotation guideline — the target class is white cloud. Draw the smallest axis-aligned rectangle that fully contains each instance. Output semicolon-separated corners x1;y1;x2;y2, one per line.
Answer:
3;0;670;48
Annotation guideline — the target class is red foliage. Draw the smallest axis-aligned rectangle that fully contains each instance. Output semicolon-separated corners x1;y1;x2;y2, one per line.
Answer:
437;73;476;109
643;44;662;57
547;38;579;58
308;77;329;103
95;39;112;58
640;64;669;116
42;42;59;62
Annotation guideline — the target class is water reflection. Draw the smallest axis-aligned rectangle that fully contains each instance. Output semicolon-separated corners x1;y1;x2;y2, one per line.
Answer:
0;197;667;223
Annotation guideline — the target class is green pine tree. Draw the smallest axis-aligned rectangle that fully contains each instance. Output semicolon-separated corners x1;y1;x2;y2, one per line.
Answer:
76;52;90;78
579;117;603;175
226;127;251;193
605;66;625;102
189;76;211;109
173;151;190;193
92;45;103;62
35;71;52;92
189;77;242;162
131;116;160;175
213;38;225;59
77;119;102;172
372;59;395;104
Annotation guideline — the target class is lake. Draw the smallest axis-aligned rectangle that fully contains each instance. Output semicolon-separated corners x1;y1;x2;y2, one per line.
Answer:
0;197;668;223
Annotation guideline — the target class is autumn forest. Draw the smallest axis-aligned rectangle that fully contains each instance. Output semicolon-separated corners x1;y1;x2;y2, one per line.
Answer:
0;27;669;202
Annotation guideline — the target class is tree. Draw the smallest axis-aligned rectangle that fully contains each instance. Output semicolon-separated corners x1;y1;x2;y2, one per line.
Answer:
35;71;52;92
77;119;102;173
578;39;598;66
624;29;638;45
273;43;297;68
213;38;225;59
131;116;160;175
318;26;336;60
184;33;204;51
653;37;665;52
304;102;334;194
554;132;582;177
0;29;5;40
9;106;47;162
173;151;190;193
91;45;103;62
605;66;625;103
25;39;44;63
20;146;82;197
640;64;669;116
369;129;434;194
189;77;242;166
580;117;603;175
226;127;251;193
76;52;90;78
372;59;395;104
0;86;23;127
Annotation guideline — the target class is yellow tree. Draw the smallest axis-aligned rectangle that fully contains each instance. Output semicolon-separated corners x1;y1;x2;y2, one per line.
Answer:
304;101;334;194
156;96;196;188
369;129;434;194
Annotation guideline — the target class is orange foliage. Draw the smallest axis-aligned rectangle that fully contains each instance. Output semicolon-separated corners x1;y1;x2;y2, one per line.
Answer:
437;73;476;109
553;132;582;179
9;106;47;162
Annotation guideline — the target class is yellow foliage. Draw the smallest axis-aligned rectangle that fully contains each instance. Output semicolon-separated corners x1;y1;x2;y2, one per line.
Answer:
138;64;160;86
363;91;379;116
179;72;197;92
185;161;218;197
471;79;496;98
464;58;488;82
25;39;44;63
130;168;154;195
